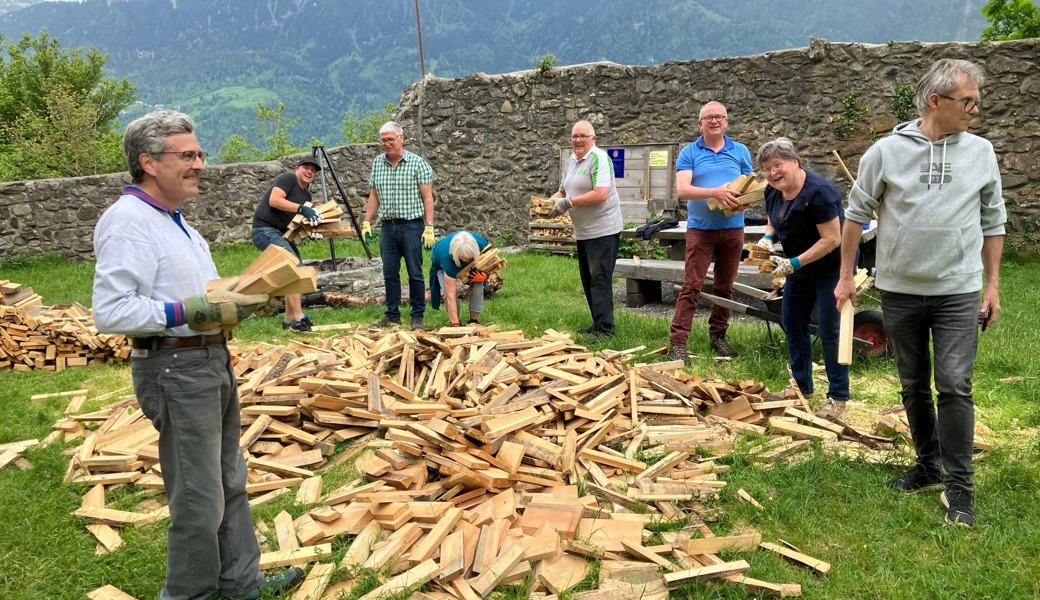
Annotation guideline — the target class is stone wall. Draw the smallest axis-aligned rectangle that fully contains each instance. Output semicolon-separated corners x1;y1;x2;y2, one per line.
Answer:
2;38;1038;261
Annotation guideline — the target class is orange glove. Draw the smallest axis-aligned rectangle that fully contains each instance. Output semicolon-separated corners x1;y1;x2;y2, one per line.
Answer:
450;321;461;327
469;270;488;284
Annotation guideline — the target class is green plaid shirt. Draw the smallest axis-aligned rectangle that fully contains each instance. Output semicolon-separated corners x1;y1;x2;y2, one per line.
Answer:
368;150;434;220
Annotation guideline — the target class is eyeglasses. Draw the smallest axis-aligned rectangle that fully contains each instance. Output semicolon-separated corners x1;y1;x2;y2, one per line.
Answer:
937;94;981;112
380;135;401;145
156;150;207;164
762;160;788;175
700;115;727;123
570;134;594;141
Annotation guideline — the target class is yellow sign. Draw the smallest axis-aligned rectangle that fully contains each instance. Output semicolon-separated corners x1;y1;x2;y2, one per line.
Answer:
649;151;668;167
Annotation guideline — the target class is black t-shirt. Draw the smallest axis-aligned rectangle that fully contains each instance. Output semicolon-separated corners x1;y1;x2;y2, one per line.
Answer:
252;172;312;232
764;169;843;278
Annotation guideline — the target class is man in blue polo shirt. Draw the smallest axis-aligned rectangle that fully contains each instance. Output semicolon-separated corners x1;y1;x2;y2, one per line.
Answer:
668;101;753;363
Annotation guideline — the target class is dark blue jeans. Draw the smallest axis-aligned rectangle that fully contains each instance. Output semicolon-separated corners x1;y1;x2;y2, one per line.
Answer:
782;273;849;400
577;233;620;335
880;290;979;493
379;219;425;321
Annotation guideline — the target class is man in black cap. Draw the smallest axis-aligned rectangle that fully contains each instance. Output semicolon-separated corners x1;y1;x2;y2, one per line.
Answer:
251;155;324;331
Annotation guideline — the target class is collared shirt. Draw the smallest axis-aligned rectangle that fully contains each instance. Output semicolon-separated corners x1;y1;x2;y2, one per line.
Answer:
558;145;623;240
369;150;434;221
676;135;753;230
93;185;218;337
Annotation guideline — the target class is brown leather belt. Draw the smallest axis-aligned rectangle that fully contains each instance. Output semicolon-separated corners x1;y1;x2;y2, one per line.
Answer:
131;332;227;351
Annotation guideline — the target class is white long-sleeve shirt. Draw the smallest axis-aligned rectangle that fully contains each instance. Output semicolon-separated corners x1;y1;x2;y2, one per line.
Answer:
93;186;219;337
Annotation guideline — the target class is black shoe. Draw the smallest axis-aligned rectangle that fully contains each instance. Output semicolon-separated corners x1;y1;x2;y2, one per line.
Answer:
667;343;689;366
410;317;425;331
941;489;975;527
223;567;305;600
370;316;400;328
468;318;480;325
286;316;313;332
709;335;738;357
585;332;613;345
886;465;944;493
578;325;596;334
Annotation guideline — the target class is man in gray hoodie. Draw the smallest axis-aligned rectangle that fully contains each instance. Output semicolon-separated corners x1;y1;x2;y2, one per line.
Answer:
835;58;1006;528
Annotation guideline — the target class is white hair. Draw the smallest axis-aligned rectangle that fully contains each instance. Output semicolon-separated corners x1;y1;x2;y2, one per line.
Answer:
449;232;480;267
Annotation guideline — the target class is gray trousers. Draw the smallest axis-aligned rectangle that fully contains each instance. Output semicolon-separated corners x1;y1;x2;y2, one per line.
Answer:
880;290;979;493
132;344;263;600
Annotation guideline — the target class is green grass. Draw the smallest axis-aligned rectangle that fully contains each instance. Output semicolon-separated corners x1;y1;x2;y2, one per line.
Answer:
1;248;1039;599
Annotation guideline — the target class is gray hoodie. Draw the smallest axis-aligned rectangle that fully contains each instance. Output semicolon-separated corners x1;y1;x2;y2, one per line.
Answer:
846;121;1006;296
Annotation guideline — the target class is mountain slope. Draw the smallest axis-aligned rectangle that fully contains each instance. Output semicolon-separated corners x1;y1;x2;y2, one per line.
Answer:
0;0;987;153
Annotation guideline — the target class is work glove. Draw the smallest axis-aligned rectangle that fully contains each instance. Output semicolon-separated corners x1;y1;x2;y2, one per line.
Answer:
756;234;775;252
184;290;270;330
298;205;322;226
771;256;801;276
308;231;324;241
423;225;436;249
450;321;461;327
468;270;488;284
547;197;573;218
361;220;373;245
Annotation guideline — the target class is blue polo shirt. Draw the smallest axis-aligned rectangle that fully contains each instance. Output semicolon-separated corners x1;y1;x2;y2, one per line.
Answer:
676;135;753;230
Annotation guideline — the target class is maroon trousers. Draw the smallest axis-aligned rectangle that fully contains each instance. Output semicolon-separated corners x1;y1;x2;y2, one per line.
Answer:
669;227;744;345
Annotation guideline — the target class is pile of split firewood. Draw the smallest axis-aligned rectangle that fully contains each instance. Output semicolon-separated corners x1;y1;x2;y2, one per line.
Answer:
50;324;973;600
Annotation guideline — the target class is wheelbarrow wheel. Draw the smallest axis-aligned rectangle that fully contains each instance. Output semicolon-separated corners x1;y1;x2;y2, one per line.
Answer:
853;310;889;357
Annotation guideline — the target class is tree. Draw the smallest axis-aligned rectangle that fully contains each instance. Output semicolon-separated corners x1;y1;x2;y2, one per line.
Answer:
341;102;397;144
981;0;1040;40
219;102;313;163
0;31;136;180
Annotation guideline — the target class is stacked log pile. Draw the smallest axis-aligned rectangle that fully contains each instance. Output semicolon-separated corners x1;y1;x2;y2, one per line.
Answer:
0;281;130;372
529;195;576;254
283;200;356;244
55;325;929;599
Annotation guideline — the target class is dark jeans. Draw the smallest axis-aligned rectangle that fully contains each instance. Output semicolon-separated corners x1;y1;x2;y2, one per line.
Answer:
250;226;301;263
577;233;620;335
880;290;979;492
379;218;425;321
670;227;744;345
131;345;263;600
782;273;849;400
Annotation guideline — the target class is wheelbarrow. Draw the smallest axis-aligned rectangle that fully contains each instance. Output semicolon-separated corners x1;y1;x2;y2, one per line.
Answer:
700;275;889;358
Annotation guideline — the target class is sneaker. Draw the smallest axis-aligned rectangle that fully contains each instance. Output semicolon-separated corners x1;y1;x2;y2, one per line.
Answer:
667;343;690;366
223;567;305;600
815;398;847;420
941;489;975;527
467;318;480;325
410;317;425;331
709;335;738;357
577;325;596;334
780;386;813;400
370;316;401;328
886;465;944;493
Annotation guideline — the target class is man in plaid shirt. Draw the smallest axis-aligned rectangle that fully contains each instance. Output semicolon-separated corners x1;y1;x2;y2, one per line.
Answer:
362;121;436;331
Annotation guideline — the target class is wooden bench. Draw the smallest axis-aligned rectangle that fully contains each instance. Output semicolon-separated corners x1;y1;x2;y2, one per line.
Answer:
614;259;773;308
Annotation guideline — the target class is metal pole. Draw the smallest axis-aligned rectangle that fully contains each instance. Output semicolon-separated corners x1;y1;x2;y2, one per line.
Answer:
414;0;426;78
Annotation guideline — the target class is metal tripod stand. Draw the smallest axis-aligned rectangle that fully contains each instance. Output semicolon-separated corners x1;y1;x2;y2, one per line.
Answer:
312;145;373;267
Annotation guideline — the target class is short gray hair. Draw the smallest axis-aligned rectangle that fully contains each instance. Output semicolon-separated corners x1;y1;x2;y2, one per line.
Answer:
573;120;596;136
914;58;984;116
123;110;195;183
379;121;404;136
449;232;480;267
699;101;728;120
757;137;801;168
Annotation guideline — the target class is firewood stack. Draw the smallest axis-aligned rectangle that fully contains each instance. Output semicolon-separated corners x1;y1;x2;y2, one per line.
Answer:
707;174;768;216
529;195;576;254
54;324;944;599
284;200;355;244
0;280;130;372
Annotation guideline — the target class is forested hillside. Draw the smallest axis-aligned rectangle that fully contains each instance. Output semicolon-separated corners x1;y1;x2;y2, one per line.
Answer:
0;0;986;153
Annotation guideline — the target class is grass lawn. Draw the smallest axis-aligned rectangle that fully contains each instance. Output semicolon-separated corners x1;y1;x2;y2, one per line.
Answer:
1;240;1038;599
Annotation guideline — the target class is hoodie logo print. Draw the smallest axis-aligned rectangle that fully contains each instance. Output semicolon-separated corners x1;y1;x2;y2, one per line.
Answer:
919;163;952;185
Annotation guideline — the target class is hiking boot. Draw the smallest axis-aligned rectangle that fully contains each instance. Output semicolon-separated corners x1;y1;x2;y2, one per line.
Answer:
941;489;975;527
667;343;689;366
815;397;847;420
223;567;305;600
709;334;738;357
577;325;596;334
370;316;400;328
410;317;425;331
886;465;944;493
